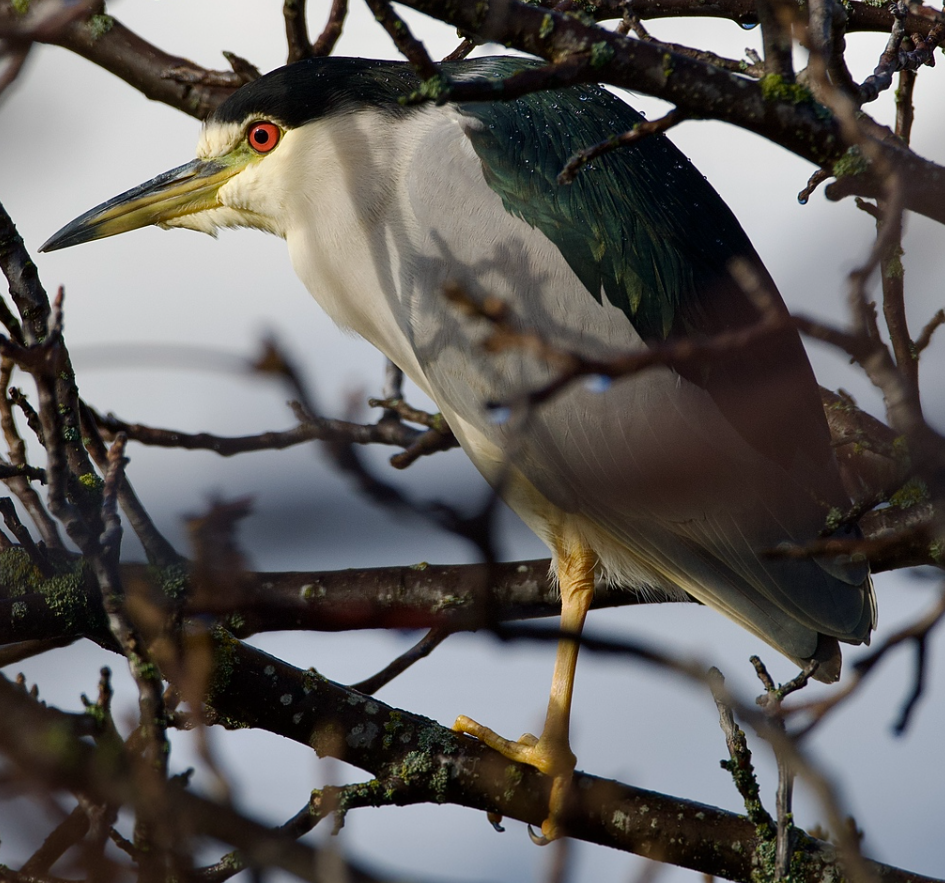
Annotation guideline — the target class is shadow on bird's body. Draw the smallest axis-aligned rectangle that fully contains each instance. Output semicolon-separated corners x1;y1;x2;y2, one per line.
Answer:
41;55;876;839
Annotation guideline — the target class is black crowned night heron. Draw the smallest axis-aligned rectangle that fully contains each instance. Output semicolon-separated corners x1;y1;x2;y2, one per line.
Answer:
42;56;875;841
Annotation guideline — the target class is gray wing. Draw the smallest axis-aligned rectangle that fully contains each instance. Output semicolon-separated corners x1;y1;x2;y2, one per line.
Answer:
397;104;873;671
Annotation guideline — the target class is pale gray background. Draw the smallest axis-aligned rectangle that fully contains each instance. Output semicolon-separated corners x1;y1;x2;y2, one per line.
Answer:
1;3;943;881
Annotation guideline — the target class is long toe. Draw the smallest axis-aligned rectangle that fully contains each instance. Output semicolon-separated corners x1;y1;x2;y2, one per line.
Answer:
452;715;576;841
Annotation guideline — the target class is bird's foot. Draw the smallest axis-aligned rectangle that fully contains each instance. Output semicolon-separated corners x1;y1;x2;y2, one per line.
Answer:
452;714;575;843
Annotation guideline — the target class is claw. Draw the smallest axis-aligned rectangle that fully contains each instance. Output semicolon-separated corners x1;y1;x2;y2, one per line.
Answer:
528;824;551;846
453;545;593;847
487;812;505;832
453;713;574;843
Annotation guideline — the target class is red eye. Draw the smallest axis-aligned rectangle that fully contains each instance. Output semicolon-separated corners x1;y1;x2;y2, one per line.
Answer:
247;122;280;153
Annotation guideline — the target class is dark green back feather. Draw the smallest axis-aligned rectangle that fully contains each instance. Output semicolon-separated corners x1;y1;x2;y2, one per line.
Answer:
457;65;759;343
455;63;835;480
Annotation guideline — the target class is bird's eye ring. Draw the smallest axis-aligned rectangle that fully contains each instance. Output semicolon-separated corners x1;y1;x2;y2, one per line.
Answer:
247;122;281;154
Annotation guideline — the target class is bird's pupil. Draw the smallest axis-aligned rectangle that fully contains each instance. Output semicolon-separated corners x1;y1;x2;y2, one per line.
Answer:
254;129;269;145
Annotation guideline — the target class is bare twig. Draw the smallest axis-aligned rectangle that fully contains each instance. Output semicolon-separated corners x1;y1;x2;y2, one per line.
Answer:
444;281;788;412
93;407;428;457
877;203;919;407
161;57;254;89
750;658;819;879
442;38;475;61
79;402;182;568
283;0;311;62
311;0;348;57
0;360;62;549
350;626;453;694
362;0;439;79
21;805;91;877
0;497;51;576
99;435;127;559
757;0;797;81
368;396;449;432
858;3;945;105
623;16;763;76
558;108;688;184
709;668;775;831
389;425;460;468
797;168;831;205
788;588;945;737
915;309;945;354
220;51;261;83
895;67;916;146
794;311;940;450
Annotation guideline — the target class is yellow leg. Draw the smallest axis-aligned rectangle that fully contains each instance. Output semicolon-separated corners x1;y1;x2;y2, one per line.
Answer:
454;544;596;842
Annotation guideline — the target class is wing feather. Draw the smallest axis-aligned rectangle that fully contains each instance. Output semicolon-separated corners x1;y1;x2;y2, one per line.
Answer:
396;68;874;665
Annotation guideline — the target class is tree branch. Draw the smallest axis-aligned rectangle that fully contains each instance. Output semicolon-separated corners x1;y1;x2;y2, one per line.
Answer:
198;629;941;883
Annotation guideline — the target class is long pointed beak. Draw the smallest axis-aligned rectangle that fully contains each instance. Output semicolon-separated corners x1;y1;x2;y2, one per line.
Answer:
40;157;244;253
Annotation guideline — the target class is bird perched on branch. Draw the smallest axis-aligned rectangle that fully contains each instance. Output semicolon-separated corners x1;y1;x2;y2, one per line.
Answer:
42;55;875;842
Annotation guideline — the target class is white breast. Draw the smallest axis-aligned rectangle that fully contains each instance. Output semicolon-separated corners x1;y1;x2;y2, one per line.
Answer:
269;105;833;615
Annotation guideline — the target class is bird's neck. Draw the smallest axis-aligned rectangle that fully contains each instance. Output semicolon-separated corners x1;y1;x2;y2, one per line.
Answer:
282;106;454;392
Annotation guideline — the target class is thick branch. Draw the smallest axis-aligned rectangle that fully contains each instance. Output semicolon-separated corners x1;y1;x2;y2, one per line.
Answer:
580;0;940;37
199;629;940;883
167;559;682;634
20;12;240;119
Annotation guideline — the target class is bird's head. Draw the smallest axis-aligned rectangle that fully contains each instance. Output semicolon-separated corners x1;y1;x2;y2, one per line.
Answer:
40;58;422;254
40;114;291;253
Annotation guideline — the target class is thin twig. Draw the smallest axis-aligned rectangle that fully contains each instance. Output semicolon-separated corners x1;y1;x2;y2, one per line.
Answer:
444;281;789;412
93;408;428;457
750;657;816;879
914;309;945;354
558;108;688;184
624;15;764;76
895;67;916;145
757;0;796;80
283;0;311;62
442;38;475;61
0;497;52;576
0;360;62;549
797;168;831;205
21;805;91;877
709;668;775;831
858;3;945;104
350;627;452;694
368;396;450;433
79;402;182;568
788;588;945;737
311;0;348;56
389;426;460;469
361;0;439;79
99;434;127;560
